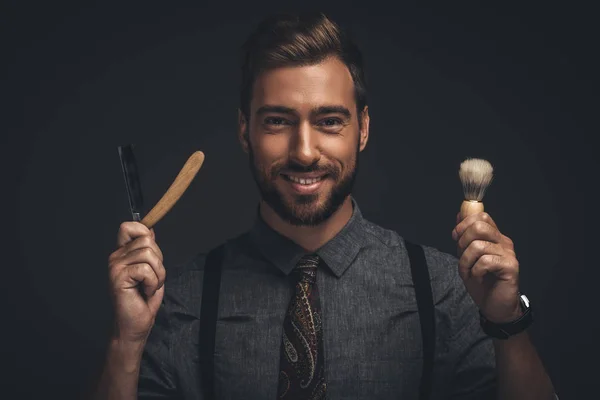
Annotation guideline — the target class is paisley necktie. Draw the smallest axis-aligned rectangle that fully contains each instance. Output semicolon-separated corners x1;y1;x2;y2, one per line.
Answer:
277;254;327;399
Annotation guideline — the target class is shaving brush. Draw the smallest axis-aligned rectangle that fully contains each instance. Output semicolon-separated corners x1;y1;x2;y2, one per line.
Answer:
459;158;494;218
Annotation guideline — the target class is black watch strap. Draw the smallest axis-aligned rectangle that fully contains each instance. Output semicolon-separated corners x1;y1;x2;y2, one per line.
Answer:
479;294;534;339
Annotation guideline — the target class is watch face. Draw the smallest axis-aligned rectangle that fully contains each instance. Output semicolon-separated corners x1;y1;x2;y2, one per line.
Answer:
520;294;530;308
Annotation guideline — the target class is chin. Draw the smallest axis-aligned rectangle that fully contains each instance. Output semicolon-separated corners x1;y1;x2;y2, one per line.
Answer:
259;172;353;227
287;192;326;212
286;193;344;227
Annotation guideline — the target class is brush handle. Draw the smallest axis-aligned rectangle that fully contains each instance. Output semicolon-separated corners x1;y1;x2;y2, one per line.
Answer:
460;200;484;219
140;151;205;229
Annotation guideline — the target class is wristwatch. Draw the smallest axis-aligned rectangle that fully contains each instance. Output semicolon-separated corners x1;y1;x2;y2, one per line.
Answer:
479;293;534;339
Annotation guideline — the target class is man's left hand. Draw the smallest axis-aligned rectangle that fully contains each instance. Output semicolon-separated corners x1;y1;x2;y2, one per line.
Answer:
452;211;522;323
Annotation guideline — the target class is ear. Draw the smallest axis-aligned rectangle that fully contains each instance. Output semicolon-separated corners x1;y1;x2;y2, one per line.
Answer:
358;105;370;152
238;109;249;154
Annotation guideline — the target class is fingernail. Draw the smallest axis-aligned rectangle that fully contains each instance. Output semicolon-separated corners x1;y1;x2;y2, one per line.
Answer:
452;229;457;241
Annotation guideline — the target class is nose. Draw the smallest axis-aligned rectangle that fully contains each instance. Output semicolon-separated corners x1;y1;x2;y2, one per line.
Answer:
289;121;321;166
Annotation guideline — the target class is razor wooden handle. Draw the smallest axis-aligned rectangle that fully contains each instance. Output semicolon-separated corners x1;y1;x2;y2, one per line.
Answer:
141;151;205;229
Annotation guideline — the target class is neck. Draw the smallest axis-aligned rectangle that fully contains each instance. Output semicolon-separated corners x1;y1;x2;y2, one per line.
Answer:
259;196;354;253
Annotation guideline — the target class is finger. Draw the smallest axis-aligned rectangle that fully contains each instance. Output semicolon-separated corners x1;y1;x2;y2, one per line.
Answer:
115;262;160;298
458;240;507;276
452;212;499;241
109;235;164;267
121;235;164;262
457;220;504;253
471;254;518;282
117;221;153;248
120;247;166;290
147;285;164;313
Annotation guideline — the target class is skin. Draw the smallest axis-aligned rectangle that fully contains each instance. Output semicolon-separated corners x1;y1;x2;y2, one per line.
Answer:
91;55;555;400
90;223;165;400
452;211;556;399
453;211;522;323
238;56;369;252
239;55;555;399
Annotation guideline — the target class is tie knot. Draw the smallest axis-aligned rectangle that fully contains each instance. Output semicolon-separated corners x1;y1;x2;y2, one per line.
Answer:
292;254;320;284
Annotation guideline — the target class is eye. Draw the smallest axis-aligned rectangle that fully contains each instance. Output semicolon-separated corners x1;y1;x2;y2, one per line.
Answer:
317;117;345;132
264;116;292;126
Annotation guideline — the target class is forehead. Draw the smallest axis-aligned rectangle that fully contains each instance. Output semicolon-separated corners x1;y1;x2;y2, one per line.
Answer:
251;57;356;112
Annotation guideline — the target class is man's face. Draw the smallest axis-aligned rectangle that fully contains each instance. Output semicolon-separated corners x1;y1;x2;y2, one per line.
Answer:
240;56;369;226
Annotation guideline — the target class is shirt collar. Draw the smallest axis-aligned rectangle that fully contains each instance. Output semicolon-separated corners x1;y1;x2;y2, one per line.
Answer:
248;196;368;278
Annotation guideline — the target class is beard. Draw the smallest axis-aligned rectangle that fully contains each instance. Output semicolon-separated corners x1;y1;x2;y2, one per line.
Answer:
247;134;359;227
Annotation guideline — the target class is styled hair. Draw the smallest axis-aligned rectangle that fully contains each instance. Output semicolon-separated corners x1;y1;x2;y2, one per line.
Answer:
239;12;367;121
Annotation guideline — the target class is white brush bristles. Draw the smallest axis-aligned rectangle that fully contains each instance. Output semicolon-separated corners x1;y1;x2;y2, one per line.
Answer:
459;158;494;201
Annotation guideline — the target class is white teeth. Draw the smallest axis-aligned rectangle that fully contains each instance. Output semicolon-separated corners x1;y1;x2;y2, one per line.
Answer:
287;175;323;185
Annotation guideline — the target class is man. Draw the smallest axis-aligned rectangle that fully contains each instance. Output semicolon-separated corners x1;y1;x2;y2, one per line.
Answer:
93;12;558;400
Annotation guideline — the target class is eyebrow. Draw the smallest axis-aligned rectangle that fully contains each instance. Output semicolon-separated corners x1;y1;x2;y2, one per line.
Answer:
255;104;352;119
314;105;351;119
255;105;296;115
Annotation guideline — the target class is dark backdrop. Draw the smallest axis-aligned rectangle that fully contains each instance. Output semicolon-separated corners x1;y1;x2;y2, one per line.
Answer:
2;1;594;399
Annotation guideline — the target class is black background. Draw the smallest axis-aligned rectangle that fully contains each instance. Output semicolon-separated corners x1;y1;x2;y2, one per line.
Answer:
2;1;594;398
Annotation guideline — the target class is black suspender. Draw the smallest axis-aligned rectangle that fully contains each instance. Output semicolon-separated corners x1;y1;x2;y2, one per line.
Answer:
404;239;436;400
199;244;225;400
199;240;435;400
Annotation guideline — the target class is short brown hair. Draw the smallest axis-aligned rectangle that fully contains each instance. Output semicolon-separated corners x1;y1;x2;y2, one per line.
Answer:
239;12;367;121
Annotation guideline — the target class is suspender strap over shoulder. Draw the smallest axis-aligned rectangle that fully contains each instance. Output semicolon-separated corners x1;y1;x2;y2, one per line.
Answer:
405;239;436;400
199;240;435;400
199;244;225;400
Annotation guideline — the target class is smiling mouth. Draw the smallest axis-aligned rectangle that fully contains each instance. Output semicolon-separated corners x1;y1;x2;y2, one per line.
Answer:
281;174;328;185
280;173;329;195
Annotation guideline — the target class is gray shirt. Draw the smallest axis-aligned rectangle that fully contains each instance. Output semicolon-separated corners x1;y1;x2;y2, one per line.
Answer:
138;196;497;399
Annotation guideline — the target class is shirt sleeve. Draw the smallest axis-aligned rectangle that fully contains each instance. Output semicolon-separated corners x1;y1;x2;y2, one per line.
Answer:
137;256;206;399
437;251;498;400
137;283;180;398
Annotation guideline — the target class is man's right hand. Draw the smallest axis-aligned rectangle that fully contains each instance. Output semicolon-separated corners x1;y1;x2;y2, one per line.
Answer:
108;221;166;344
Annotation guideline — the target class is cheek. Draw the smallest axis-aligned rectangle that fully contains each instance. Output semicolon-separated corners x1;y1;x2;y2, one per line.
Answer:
254;136;289;163
250;143;287;180
322;140;356;170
